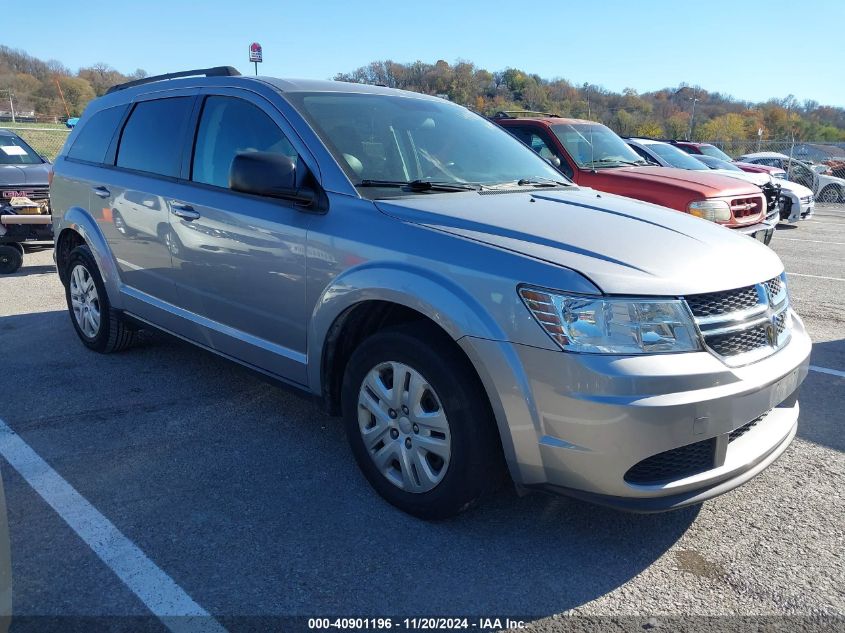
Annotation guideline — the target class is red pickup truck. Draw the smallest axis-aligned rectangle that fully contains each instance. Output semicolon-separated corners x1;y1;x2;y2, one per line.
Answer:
493;113;774;240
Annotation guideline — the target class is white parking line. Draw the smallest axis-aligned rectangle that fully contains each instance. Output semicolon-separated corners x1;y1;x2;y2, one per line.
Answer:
810;365;845;379
787;272;845;282
0;417;226;633
777;238;845;246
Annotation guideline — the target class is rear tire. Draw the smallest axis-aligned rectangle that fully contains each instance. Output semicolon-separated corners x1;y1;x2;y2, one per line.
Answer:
0;244;23;274
818;185;842;203
342;322;503;519
64;245;136;353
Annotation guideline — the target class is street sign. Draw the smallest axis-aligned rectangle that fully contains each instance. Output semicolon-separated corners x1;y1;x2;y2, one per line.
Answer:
249;42;263;63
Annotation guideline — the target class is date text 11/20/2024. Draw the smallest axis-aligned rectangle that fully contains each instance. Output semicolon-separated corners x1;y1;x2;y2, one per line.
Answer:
308;618;527;630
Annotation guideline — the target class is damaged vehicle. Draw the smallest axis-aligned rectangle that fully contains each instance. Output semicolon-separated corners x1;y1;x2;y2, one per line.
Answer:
0;129;52;273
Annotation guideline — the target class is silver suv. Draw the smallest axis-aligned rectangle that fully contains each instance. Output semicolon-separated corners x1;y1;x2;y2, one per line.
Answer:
51;67;811;518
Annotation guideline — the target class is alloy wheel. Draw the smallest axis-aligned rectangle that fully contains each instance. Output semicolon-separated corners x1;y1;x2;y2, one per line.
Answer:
69;264;101;338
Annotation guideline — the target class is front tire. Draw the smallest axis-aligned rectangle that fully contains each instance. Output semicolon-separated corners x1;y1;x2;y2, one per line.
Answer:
0;244;23;274
342;323;503;519
64;245;136;353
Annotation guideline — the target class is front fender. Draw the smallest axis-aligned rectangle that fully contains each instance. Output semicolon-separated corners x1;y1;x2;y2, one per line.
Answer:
57;207;123;308
306;261;510;391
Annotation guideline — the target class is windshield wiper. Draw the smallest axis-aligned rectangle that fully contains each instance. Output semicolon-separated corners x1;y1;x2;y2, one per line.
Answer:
358;179;480;192
516;177;571;187
586;158;646;167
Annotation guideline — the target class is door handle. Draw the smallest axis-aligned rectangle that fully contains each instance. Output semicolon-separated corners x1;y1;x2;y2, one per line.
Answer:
170;202;200;221
91;186;110;199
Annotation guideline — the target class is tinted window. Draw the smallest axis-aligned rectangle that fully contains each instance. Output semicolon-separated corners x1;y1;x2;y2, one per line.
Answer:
67;106;127;163
116;98;193;177
192;96;296;189
629;144;658;164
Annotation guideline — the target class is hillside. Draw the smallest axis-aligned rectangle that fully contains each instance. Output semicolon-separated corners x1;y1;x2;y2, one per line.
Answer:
335;60;845;144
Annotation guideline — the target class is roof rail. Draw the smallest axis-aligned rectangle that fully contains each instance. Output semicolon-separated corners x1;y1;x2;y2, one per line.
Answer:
106;66;242;94
491;110;562;119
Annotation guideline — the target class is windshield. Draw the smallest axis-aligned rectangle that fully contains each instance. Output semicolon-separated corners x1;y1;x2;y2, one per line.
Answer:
0;134;42;165
697;155;742;172
647;143;708;170
550;123;646;168
698;144;733;161
284;92;566;194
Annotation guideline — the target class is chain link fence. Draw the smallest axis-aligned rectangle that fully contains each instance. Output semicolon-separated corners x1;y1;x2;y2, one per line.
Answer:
0;125;70;161
704;139;845;204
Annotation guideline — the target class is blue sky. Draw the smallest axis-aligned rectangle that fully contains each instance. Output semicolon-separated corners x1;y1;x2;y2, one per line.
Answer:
8;0;845;106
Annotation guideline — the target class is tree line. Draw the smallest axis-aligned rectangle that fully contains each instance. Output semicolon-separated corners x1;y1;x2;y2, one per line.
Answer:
2;46;843;144
0;46;147;120
335;59;845;143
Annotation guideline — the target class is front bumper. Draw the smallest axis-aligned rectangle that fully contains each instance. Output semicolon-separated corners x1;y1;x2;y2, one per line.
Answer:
459;310;811;510
733;215;777;237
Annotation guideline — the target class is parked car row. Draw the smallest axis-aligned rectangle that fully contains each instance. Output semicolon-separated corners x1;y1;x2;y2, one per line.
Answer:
45;68;811;519
492;112;779;244
625;138;815;224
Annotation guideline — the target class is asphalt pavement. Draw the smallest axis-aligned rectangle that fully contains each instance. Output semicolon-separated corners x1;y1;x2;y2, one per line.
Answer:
0;206;842;632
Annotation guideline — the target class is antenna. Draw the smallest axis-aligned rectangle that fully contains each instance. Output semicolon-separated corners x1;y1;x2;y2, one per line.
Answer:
587;86;595;172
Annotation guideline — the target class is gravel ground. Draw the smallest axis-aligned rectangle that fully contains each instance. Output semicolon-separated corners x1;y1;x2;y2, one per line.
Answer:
0;207;842;632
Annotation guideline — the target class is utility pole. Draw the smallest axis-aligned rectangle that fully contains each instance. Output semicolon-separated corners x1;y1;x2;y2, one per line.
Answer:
688;88;699;140
2;90;15;124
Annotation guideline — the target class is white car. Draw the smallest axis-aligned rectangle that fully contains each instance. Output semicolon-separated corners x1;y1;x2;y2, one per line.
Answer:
626;138;813;224
693;155;814;222
736;151;845;203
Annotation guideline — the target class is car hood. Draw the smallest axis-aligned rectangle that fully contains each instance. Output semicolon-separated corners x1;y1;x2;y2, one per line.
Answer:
709;169;770;187
374;187;783;296
778;179;814;197
602;166;761;196
0;163;50;187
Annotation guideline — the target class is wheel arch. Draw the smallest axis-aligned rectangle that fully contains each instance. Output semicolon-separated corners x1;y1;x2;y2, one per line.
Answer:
310;263;509;410
55;207;122;306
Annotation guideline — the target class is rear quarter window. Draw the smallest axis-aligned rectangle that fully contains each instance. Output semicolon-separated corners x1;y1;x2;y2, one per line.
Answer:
66;105;127;163
116;97;194;177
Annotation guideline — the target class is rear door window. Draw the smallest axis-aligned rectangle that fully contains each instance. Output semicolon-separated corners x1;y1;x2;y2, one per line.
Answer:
116;97;194;177
67;105;127;163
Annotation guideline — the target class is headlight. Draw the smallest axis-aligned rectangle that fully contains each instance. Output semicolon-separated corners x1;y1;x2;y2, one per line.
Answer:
687;199;731;222
519;287;701;354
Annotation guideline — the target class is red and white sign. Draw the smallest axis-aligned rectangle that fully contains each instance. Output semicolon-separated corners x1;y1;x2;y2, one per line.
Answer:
249;42;263;63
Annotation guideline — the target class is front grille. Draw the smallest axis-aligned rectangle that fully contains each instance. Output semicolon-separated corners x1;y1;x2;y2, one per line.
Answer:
686;284;760;318
625;438;716;484
765;277;782;301
730;195;763;220
774;311;786;335
707;324;769;356
684;275;790;366
0;187;49;201
728;410;772;443
800;195;813;204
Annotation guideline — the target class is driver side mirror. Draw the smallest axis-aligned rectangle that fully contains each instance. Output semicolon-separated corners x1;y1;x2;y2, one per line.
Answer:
230;152;315;205
546;155;562;168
